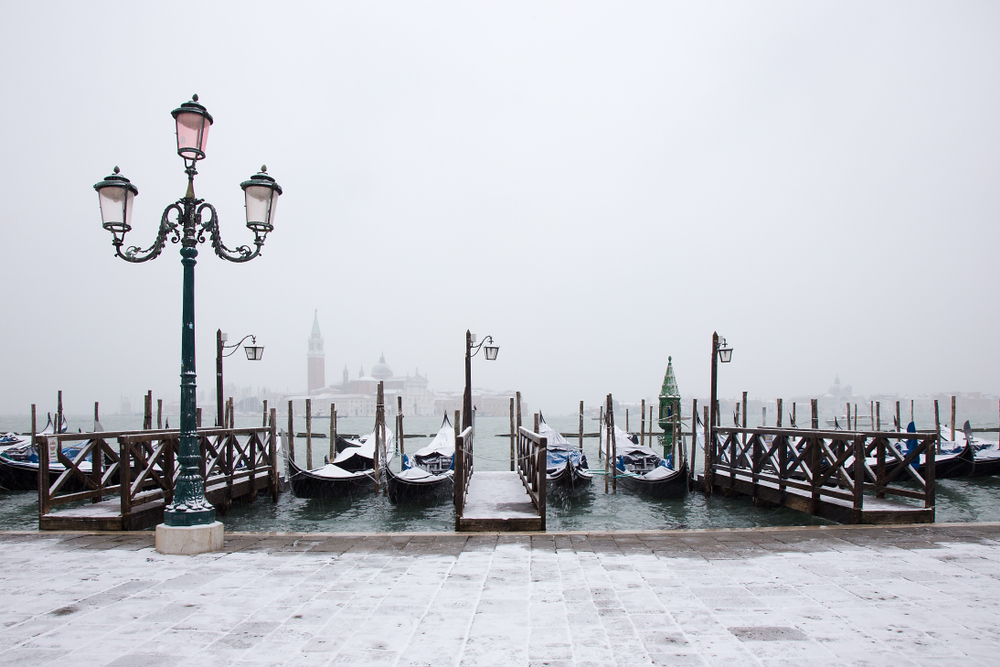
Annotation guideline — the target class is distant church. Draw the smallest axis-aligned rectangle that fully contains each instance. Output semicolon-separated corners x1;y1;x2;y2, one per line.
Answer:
302;312;435;416
307;310;325;393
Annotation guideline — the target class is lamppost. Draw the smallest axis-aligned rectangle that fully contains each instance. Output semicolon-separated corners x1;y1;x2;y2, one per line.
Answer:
94;95;281;554
216;330;264;428
706;331;733;494
463;331;499;432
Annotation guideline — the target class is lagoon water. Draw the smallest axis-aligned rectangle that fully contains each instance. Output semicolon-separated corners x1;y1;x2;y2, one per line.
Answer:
2;411;1000;532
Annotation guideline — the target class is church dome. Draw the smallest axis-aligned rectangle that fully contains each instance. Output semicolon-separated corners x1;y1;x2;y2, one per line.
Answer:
371;354;393;380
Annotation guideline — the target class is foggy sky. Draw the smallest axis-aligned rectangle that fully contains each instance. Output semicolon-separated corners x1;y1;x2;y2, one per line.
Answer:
1;2;998;416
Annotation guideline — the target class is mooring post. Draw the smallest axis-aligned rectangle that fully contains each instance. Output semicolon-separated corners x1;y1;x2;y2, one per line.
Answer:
287;400;295;464
951;395;956;441
157;399;163;429
625;408;629;433
895;401;901;431
791;402;797;428
846;402;851;430
811;399;818;430
509;398;515;471
777;399;783;428
598;405;604;461
94;402;99;425
397;396;404;459
876;402;881;431
269;408;278;502
579;400;584;451
869;401;874;432
609;394;617;494
263;400;268;427
515;391;522;439
603;397;609;494
935;399;942;455
332;405;341;460
640;399;645;448
196;407;202;428
305;398;313;470
703;404;712;493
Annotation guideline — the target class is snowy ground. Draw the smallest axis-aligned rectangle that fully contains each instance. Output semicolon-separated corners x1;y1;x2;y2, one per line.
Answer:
0;524;999;666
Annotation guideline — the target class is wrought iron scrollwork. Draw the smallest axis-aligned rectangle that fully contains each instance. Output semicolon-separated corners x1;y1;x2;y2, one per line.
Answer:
197;201;261;263
117;203;182;263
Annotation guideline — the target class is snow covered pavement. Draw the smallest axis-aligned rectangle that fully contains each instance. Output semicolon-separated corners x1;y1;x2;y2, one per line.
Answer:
0;524;999;666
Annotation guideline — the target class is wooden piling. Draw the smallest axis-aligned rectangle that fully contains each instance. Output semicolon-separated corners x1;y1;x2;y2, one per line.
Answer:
396;395;406;460
608;394;618;493
143;391;151;429
777;399;783;428
509;398;515;471
94;402;99;425
811;399;819;429
791;402;797;428
263;400;268;427
579;400;584;451
649;405;654;443
625;408;629;433
640;399;645;448
270;408;279;501
598;405;604;461
157;399;163;429
869;401;874;433
895;401;901;431
330;404;337;462
287;400;295;464
934;399;941;455
689;398;698;487
534;413;539;433
951;395;956;441
603;397;609;493
196;407;202;428
703;405;711;493
305;398;312;470
876;402;881;431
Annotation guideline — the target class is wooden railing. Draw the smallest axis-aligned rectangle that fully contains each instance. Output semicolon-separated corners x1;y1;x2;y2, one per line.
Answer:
516;426;546;528
453;425;474;520
706;426;936;519
38;421;279;529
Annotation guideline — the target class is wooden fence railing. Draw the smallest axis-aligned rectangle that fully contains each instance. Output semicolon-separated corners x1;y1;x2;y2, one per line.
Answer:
706;426;936;520
38;421;279;529
516;426;546;528
453;425;474;519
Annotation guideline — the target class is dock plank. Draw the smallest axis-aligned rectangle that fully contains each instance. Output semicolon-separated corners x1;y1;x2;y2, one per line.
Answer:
458;471;542;532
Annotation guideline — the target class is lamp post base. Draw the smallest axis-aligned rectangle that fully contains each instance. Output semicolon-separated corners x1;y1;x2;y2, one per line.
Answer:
155;521;224;555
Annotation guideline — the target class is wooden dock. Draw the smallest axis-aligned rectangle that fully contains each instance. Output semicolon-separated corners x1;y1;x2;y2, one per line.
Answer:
454;426;546;531
37;415;280;531
700;424;937;525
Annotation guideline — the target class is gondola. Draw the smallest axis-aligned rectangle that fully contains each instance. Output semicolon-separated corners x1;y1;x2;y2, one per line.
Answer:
881;421;974;480
386;414;455;504
957;421;1000;478
288;427;393;499
538;413;592;491
0;415;92;492
605;425;687;499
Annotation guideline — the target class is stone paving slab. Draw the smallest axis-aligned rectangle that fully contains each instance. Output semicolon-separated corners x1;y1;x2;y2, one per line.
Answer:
1;523;999;666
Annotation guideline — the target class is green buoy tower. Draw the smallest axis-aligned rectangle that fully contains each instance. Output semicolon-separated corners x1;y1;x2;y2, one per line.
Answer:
658;356;681;454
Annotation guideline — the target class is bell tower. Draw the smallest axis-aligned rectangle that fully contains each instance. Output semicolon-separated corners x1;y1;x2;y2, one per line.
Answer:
307;310;325;393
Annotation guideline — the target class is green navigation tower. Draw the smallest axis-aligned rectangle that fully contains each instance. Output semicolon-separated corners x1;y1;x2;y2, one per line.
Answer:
658;357;681;454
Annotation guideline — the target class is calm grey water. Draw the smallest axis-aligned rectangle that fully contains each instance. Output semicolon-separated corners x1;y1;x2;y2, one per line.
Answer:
2;412;999;532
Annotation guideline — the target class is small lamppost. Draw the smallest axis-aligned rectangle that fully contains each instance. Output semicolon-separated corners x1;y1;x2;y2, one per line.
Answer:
94;95;282;554
463;331;499;431
216;331;264;428
706;332;733;494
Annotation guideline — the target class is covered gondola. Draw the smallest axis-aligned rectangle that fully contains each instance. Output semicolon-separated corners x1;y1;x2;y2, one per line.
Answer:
538;413;592;491
606;425;687;499
288;428;392;499
386;414;455;504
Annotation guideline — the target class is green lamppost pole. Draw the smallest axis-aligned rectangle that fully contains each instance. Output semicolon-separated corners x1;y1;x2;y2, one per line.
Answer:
706;332;732;495
463;331;499;432
94;96;282;551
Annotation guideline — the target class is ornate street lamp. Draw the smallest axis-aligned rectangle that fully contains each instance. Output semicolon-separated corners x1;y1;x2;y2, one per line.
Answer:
706;332;733;495
94;95;282;553
463;331;499;431
216;331;264;428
